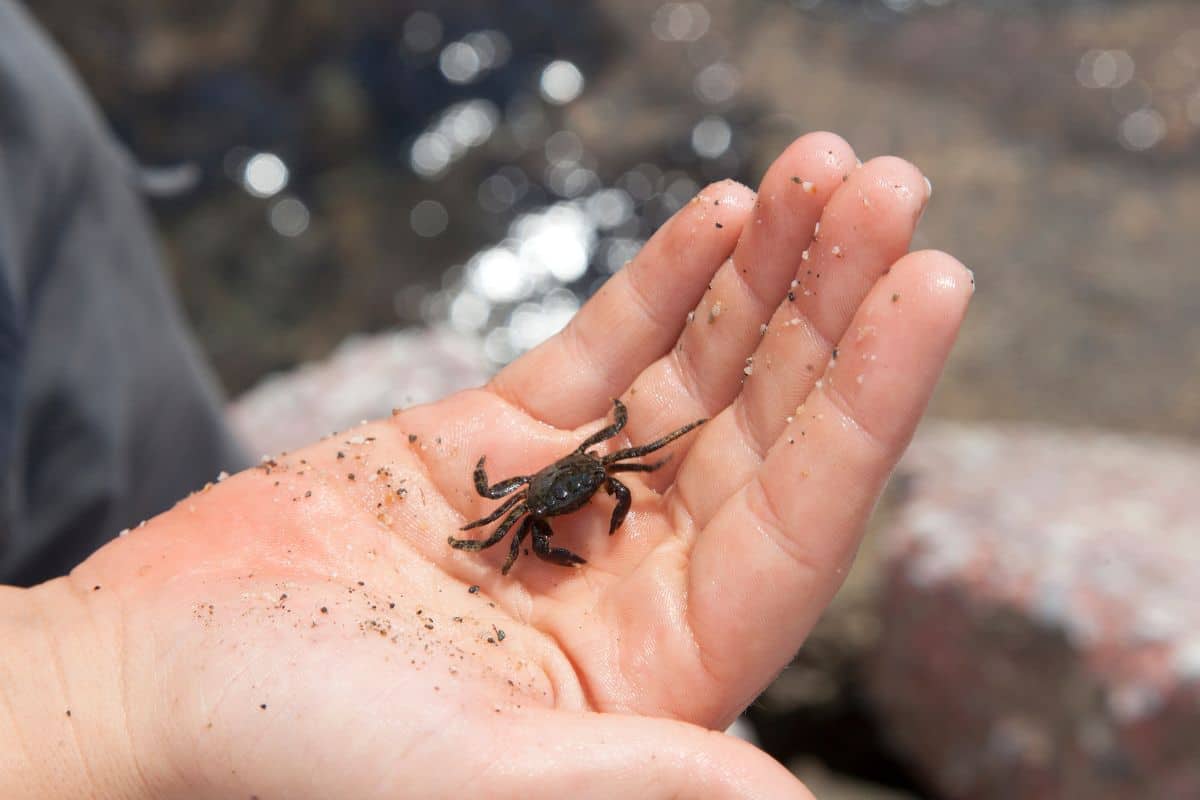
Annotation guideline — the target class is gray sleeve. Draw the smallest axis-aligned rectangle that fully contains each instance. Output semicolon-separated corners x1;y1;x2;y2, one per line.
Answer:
0;0;249;586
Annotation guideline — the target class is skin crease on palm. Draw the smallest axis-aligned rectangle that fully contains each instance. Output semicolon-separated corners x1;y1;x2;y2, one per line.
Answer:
0;132;972;800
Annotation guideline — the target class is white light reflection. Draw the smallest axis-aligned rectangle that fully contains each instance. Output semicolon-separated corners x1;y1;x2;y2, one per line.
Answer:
694;62;741;104
483;327;518;364
540;60;585;105
545;129;584;165
448;101;499;147
409;100;499;179
444;200;612;364
1077;49;1135;90
479;174;517;213
619;164;662;201
508;290;579;350
242;153;289;198
585;189;634;230
410;133;453;178
410;200;449;237
1119;109;1166;151
440;42;483;84
603;238;644;273
519;205;593;281
269;197;310;237
478;167;529;214
691;116;732;158
652;3;712;42
471;248;531;302
449;290;490;332
662;175;700;213
438;31;511;85
464;31;511;70
403;12;443;53
139;163;202;197
546;163;598;198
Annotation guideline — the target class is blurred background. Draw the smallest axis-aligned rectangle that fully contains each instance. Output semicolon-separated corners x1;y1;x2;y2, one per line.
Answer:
27;0;1200;796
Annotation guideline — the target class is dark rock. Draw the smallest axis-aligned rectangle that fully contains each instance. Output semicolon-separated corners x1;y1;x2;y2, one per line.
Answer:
791;758;923;800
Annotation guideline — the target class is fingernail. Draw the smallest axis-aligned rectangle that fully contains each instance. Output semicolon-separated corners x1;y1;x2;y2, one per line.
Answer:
916;176;933;226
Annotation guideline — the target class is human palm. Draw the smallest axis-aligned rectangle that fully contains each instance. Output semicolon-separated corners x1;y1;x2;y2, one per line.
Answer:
68;133;970;799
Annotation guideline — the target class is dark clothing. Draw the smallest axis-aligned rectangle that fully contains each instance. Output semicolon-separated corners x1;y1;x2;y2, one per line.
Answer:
0;0;247;586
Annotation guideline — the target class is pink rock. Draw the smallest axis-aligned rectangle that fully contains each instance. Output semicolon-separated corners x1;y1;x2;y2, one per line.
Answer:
229;327;490;457
870;423;1200;800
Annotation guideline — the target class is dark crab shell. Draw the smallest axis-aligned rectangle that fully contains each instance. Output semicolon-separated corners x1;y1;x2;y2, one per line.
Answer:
524;452;607;518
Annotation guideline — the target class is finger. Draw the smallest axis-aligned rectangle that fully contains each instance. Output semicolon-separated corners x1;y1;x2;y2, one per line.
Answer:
480;709;814;800
674;155;931;522
687;250;972;696
614;133;857;468
489;179;755;429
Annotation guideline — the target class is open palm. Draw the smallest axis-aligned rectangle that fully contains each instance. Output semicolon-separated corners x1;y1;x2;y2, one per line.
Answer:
71;133;970;799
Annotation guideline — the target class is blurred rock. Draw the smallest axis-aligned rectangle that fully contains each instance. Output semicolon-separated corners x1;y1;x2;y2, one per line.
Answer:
870;423;1200;800
228;326;489;456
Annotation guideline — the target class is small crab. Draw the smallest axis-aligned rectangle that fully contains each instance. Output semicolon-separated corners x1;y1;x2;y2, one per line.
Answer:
448;399;706;574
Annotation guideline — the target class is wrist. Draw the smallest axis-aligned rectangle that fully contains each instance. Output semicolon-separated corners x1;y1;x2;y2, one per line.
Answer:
0;579;155;800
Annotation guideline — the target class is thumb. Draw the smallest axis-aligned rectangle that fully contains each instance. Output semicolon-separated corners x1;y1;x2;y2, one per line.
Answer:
481;709;814;800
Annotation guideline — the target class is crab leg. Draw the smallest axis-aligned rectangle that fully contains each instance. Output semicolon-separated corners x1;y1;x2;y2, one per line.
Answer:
605;477;631;535
459;490;526;531
448;503;526;551
531;518;587;568
576;398;629;453
602;417;707;464
472;456;531;499
607;456;671;473
501;516;536;575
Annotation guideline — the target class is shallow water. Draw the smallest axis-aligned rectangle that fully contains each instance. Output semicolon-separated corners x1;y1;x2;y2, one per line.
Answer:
33;1;1200;441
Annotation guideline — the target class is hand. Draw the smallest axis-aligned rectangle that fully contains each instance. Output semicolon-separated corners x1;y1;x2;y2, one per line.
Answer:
9;132;970;799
